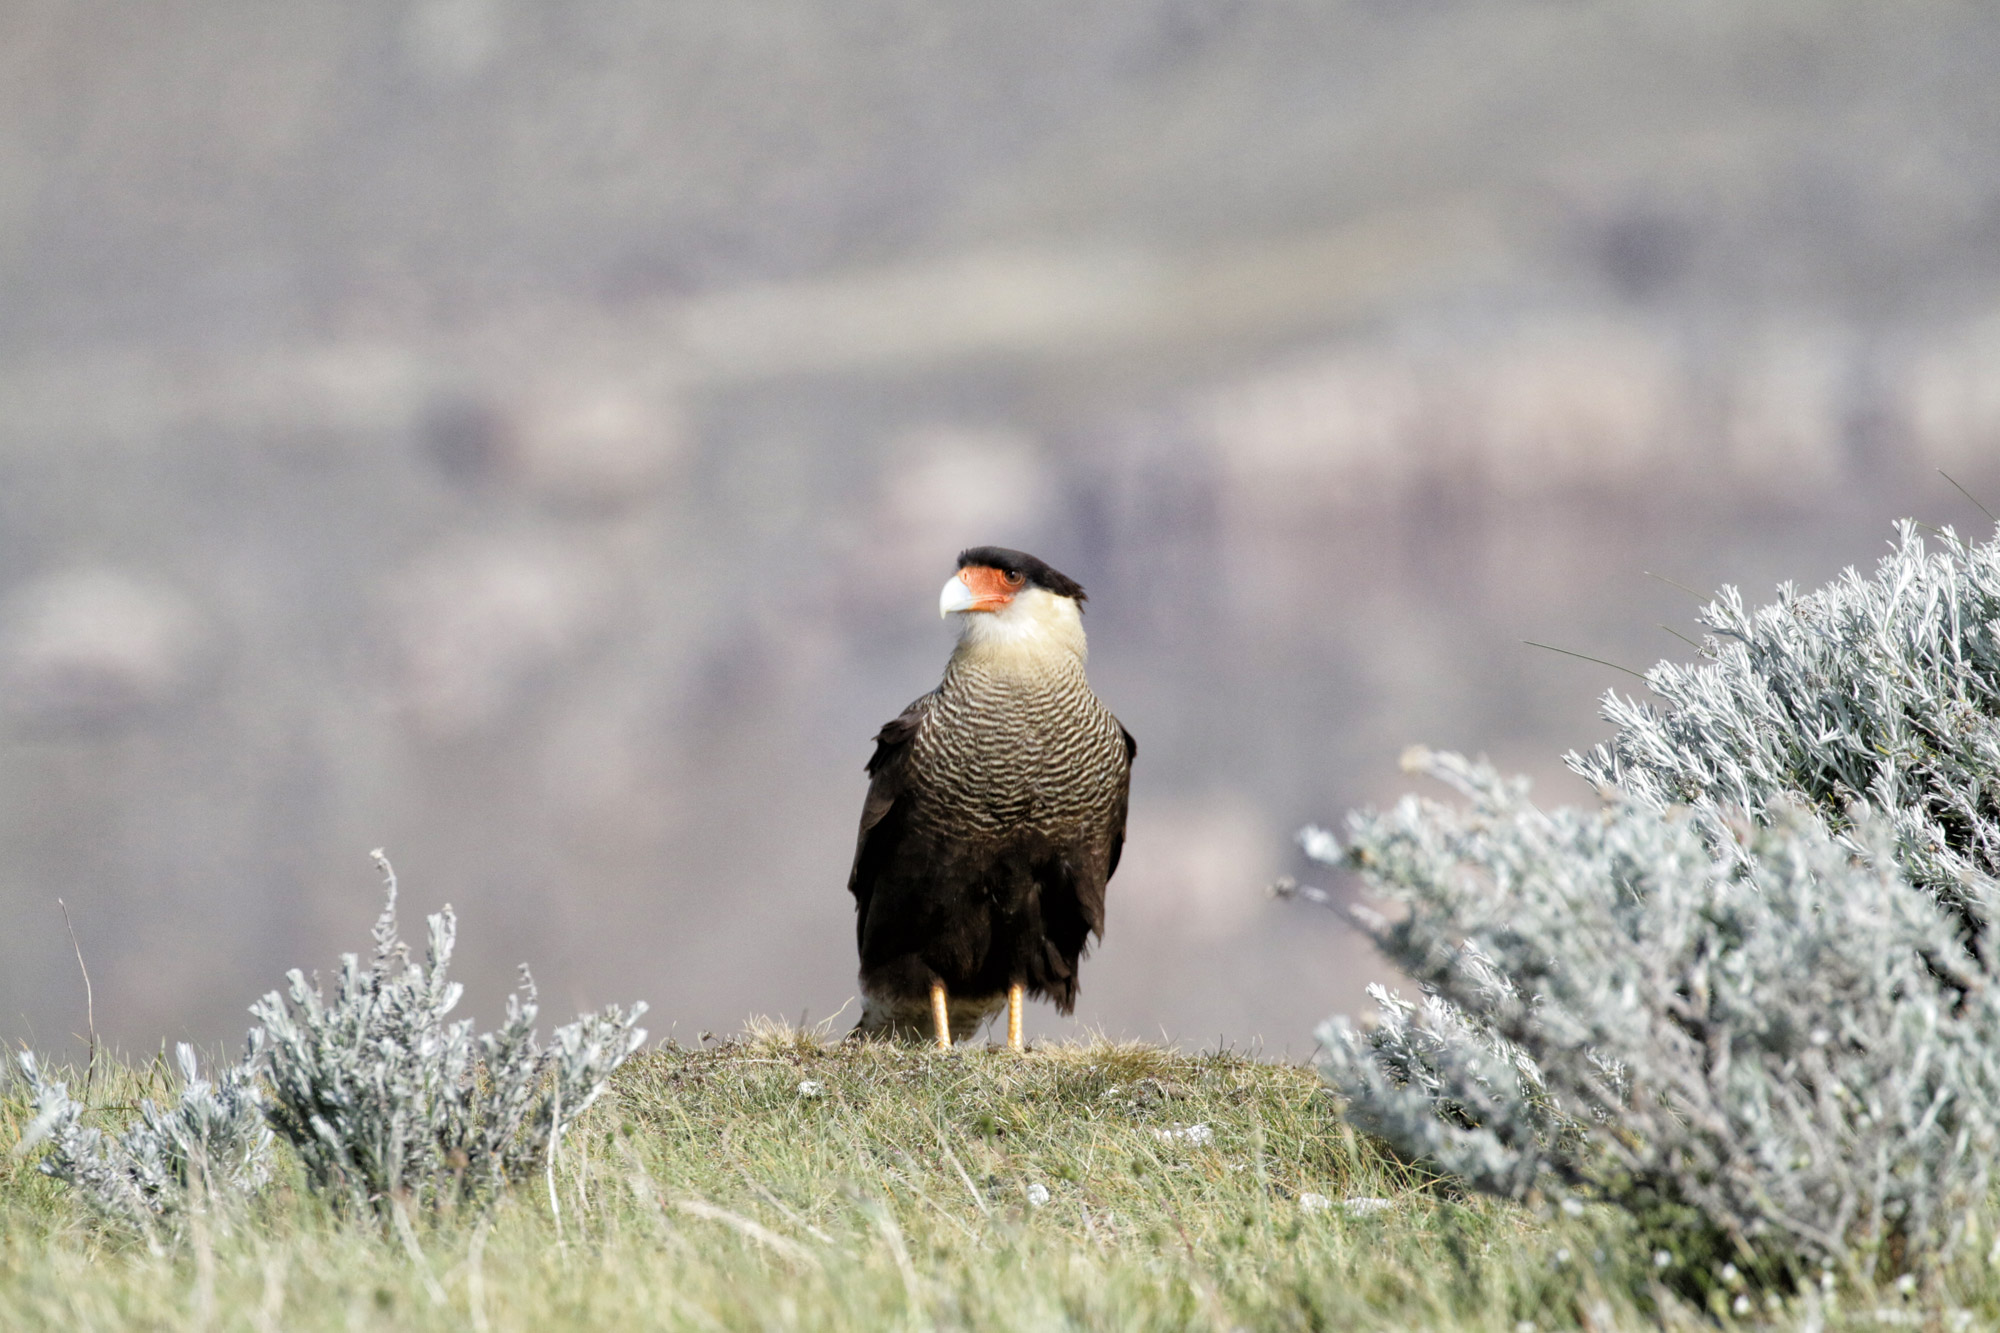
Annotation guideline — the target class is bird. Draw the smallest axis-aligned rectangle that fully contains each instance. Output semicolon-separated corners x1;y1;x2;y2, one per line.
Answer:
847;546;1134;1051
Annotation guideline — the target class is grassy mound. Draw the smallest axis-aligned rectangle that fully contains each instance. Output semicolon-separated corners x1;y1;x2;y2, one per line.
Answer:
0;1031;1568;1330
8;1028;1959;1330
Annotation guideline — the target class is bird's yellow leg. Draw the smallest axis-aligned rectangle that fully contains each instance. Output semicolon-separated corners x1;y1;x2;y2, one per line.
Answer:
1007;983;1024;1052
931;980;951;1050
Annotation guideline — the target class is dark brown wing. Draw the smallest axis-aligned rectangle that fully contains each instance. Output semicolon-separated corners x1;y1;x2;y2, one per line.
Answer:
1106;721;1136;884
1062;719;1135;951
847;697;928;946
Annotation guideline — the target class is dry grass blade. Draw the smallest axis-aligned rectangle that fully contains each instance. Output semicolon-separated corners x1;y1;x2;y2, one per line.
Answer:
55;899;95;1101
1940;469;1997;524
1522;640;1647;679
674;1196;821;1269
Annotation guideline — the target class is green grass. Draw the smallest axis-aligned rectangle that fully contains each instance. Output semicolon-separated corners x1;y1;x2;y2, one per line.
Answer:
0;1029;1982;1330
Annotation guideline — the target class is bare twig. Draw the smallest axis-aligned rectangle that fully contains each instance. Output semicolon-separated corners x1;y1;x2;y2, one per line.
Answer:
1268;877;1337;910
546;1083;564;1244
56;899;96;1101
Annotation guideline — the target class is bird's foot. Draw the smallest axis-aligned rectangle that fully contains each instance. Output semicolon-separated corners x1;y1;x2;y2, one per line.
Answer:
930;980;951;1050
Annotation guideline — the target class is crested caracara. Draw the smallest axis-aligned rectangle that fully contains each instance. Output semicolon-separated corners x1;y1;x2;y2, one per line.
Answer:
848;547;1134;1050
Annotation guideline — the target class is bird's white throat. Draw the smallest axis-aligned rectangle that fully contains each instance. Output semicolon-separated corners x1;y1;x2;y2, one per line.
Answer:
951;586;1088;668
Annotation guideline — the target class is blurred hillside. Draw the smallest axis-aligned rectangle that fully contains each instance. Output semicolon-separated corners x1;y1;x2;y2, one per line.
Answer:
4;1;2000;1055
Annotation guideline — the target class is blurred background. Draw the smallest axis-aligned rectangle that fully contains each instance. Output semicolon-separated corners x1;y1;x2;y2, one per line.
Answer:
5;1;2000;1060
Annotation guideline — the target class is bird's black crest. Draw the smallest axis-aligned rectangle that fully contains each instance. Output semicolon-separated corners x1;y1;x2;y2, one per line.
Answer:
955;547;1087;603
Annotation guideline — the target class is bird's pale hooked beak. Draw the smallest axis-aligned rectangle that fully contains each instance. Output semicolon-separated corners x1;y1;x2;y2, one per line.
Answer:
939;566;1017;617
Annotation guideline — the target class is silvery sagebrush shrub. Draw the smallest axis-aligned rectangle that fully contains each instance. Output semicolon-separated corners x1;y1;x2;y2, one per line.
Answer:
1571;519;2000;923
250;850;648;1216
12;1043;271;1243
1310;520;2000;1288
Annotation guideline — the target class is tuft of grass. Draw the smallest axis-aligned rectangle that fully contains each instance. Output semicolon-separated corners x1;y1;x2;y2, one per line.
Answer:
7;1031;1992;1329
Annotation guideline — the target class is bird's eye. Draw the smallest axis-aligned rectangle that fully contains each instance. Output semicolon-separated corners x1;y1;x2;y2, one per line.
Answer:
1004;571;1025;587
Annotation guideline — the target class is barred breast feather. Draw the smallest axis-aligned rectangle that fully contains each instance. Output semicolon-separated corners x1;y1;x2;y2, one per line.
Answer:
849;636;1134;1031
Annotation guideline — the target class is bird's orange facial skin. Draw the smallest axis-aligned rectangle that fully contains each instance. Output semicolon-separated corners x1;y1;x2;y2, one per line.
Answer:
957;565;1024;612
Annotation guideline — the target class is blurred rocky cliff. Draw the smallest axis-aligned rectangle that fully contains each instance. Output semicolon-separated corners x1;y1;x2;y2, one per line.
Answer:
4;1;1999;1053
